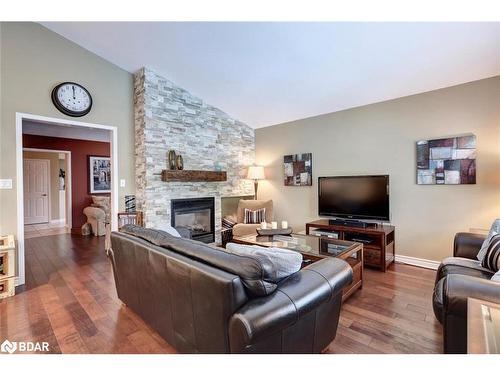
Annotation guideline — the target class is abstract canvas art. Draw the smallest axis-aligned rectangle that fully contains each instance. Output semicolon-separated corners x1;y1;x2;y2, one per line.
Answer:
284;153;312;186
416;135;476;185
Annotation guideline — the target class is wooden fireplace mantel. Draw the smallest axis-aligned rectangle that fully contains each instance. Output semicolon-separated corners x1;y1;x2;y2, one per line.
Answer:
161;170;227;182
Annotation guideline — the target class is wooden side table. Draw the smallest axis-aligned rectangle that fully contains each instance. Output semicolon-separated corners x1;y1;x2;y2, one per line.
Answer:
468;297;500;353
118;211;144;229
109;211;144;255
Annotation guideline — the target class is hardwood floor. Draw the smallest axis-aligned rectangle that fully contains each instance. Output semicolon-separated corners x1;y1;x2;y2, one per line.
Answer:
24;223;70;239
0;234;442;354
1;234;176;354
326;262;442;354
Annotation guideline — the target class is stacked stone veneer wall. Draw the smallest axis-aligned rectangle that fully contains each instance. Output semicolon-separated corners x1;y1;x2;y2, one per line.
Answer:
134;68;255;243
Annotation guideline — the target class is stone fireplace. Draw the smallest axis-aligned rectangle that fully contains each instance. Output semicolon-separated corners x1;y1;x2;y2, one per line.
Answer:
134;68;255;243
171;197;215;243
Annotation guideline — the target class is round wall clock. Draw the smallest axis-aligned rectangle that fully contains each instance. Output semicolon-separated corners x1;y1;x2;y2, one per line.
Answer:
51;82;93;117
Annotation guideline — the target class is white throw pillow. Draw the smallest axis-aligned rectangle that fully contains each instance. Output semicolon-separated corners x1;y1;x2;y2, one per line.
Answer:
477;219;500;261
492;271;500;283
155;223;181;237
225;242;303;282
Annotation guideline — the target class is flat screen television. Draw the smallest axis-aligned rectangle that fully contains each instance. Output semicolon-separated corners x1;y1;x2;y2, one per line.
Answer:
318;175;390;221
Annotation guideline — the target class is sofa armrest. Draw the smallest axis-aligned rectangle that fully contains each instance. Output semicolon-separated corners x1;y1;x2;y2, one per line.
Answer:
453;232;486;259
228;258;352;352
443;274;500;320
83;206;106;220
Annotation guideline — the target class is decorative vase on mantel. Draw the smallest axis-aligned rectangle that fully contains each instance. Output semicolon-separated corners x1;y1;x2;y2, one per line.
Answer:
168;150;177;170
176;155;184;170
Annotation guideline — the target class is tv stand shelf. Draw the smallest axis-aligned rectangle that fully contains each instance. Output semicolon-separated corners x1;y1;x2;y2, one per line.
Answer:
306;219;395;272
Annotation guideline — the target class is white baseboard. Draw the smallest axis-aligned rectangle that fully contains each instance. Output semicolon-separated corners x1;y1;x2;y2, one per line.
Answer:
395;255;440;270
49;219;66;226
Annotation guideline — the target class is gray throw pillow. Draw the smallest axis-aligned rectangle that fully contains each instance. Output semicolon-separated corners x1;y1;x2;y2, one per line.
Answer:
155;222;181;237
478;219;500;262
492;270;500;283
225;242;303;282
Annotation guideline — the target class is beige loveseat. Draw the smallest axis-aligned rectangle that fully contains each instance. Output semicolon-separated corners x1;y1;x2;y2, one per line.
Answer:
83;196;111;236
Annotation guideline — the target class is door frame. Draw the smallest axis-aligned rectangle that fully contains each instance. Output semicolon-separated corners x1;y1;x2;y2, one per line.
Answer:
23;158;51;225
15;112;119;286
23;148;72;229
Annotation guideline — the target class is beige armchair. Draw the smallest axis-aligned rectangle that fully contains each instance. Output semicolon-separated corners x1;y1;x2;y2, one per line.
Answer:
83;196;111;236
232;199;273;237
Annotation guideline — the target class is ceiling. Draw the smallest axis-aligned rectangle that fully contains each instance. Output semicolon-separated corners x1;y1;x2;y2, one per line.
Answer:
41;22;500;128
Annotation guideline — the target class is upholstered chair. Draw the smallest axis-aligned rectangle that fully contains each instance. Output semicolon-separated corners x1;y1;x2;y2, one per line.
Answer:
232;199;273;237
83;196;111;236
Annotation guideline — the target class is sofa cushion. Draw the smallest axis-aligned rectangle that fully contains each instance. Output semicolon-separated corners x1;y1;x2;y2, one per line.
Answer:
237;200;273;223
436;257;494;283
91;195;110;212
481;234;500;272
121;225;277;297
91;195;111;220
225;243;303;282
232;223;262;237
243;208;266;224
477;219;500;261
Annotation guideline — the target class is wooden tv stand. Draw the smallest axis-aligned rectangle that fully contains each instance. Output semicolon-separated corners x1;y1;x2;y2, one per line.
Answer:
306;219;395;272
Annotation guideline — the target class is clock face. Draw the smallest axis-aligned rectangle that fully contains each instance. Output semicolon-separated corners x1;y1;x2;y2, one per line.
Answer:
51;82;92;117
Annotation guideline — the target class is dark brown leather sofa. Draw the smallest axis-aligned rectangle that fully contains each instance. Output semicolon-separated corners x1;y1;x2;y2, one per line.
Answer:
433;232;500;354
108;225;352;353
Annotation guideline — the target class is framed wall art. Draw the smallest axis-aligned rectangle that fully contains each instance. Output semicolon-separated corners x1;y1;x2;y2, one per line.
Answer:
89;156;111;193
284;153;312;186
416;135;476;185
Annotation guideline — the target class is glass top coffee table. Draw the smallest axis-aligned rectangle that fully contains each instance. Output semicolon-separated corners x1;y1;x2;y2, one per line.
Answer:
232;233;363;300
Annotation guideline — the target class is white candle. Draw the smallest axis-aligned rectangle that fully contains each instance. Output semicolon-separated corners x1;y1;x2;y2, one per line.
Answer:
260;222;267;229
271;221;278;229
281;221;288;229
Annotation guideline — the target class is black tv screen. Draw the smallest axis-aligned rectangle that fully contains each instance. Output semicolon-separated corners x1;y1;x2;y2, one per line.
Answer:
318;175;390;221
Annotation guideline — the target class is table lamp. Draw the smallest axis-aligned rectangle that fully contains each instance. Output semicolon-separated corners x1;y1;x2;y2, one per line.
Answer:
247;166;265;199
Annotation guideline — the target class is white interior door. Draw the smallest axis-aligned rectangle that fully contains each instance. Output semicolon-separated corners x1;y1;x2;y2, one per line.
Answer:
24;159;50;225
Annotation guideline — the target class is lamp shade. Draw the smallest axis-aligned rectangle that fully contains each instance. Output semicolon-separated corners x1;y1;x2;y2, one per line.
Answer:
247;166;265;180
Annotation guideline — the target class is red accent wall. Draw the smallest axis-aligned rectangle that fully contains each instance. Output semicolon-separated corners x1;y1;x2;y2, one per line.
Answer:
23;134;110;232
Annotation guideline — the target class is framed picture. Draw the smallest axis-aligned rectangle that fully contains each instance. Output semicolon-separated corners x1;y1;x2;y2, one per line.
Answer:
89;156;111;193
416;135;476;185
283;153;312;186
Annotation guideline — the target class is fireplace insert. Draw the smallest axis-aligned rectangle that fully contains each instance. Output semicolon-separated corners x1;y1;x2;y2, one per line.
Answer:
171;197;215;243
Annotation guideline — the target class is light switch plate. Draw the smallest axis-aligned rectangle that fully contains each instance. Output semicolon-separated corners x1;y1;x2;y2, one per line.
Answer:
0;179;13;189
120;179;126;188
